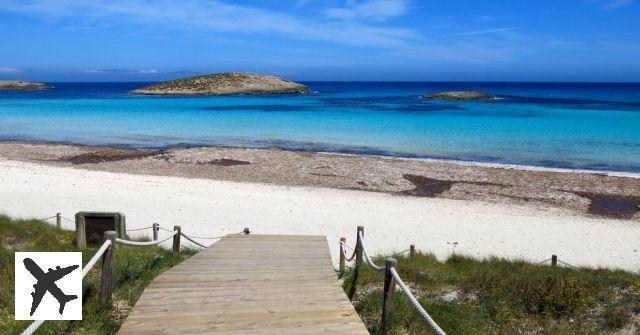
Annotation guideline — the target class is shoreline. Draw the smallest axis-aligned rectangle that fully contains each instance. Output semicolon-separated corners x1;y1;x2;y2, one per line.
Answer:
3;138;640;177
1;141;639;220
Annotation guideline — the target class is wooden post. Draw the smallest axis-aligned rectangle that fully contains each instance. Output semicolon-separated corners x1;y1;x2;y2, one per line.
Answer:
355;226;364;266
75;213;86;248
100;231;116;306
243;227;250;235
56;213;61;229
380;258;398;335
152;223;159;241
173;226;181;254
339;237;346;274
551;254;558;267
409;244;416;258
348;226;364;300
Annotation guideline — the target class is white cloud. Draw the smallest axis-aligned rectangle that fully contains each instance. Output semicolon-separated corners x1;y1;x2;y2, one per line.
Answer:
0;67;21;74
85;69;158;74
456;27;516;36
586;0;633;9
325;0;408;21
604;0;632;9
0;0;418;47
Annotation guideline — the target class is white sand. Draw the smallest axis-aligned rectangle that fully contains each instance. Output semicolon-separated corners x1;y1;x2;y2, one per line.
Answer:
1;159;638;272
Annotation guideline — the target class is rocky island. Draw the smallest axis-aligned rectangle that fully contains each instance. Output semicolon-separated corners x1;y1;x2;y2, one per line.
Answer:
425;91;496;100
131;72;312;95
0;80;51;91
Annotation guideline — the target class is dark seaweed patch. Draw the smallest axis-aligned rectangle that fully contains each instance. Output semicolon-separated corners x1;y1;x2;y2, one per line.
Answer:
401;174;505;197
572;192;640;218
202;158;250;166
401;174;455;197
59;149;159;164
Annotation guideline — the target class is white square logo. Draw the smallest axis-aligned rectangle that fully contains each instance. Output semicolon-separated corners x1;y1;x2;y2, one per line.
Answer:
15;252;82;320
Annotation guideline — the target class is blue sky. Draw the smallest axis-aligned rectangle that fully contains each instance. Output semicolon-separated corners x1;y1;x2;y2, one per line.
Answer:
0;0;638;82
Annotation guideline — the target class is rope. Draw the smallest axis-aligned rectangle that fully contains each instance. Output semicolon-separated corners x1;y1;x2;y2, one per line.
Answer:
36;215;56;222
82;240;111;278
358;231;385;272
558;260;578;269
158;226;174;232
339;240;357;262
21;239;113;335
20;320;44;335
180;232;209;248
182;233;226;239
125;226;154;232
62;216;75;223
392;248;411;257
391;267;447;335
538;258;552;264
116;230;177;246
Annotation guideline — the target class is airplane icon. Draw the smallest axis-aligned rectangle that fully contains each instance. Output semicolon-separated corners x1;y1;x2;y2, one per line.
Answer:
23;258;79;316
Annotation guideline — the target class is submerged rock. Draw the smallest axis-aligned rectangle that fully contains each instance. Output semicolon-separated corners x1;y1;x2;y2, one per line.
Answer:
130;72;312;96
0;80;51;91
424;91;496;100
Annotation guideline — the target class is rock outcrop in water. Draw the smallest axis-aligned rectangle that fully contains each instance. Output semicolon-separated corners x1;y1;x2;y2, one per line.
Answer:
130;72;311;95
0;80;51;91
424;91;495;100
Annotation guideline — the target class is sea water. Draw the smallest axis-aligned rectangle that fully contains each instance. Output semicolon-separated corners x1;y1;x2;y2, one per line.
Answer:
0;82;639;172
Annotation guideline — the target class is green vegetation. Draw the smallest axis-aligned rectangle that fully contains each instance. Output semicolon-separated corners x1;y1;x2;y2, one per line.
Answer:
343;252;640;334
0;215;197;334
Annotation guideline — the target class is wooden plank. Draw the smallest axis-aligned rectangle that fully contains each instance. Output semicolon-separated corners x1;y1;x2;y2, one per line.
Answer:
118;234;369;334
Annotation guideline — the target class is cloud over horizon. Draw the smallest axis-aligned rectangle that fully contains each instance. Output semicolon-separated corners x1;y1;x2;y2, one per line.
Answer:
0;0;638;81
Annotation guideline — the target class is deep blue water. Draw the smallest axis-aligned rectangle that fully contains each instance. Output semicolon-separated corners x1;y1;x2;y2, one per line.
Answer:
0;82;639;172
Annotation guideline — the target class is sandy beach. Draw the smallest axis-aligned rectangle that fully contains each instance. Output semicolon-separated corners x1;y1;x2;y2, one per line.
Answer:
0;142;638;272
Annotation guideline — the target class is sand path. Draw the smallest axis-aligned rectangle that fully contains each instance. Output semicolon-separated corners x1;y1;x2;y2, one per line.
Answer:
1;159;638;272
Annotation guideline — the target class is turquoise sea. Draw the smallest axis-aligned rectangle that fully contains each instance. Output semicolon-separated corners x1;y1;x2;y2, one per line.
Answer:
0;82;639;172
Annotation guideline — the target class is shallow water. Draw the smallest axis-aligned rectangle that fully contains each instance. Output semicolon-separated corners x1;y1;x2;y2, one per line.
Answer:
0;81;639;172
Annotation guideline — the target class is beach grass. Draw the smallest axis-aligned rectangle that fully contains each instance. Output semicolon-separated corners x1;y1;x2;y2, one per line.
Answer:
0;214;197;334
343;252;640;334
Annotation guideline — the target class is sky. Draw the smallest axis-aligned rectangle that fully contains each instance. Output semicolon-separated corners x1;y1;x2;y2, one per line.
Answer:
0;0;638;82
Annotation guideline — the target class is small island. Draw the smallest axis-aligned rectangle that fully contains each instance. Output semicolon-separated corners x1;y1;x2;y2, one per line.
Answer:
0;80;51;91
130;72;312;95
424;91;496;100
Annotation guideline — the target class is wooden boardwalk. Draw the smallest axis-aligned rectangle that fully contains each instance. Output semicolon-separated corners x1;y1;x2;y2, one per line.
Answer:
118;234;369;334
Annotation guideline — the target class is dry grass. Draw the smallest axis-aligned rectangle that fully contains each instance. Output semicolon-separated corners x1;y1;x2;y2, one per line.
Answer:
343;252;640;334
0;214;197;334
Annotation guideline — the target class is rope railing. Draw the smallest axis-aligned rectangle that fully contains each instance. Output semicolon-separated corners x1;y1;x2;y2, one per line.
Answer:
390;267;446;335
20;239;113;335
20;320;44;335
180;232;208;248
358;231;385;273
125;225;154;232
82;240;112;277
35;215;57;222
339;239;357;262
116;230;177;246
340;226;446;335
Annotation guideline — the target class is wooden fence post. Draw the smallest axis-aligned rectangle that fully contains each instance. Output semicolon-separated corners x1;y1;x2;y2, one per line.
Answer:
380;258;398;335
173;226;181;254
339;237;346;274
152;223;159;241
56;213;61;229
356;226;364;266
348;226;364;300
100;231;116;306
551;254;558;267
409;244;416;258
75;213;86;248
